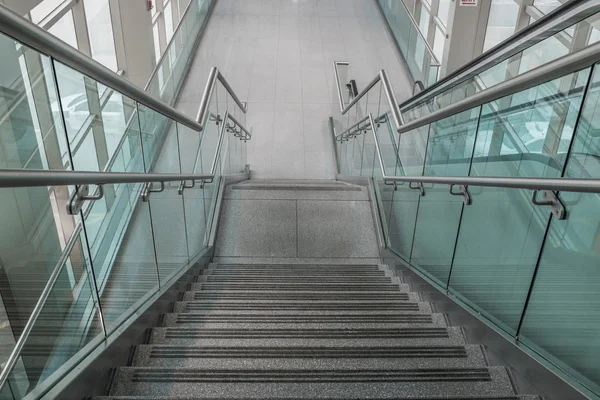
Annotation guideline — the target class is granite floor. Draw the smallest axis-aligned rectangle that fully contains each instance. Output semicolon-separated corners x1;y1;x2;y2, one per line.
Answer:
175;0;412;179
214;183;380;260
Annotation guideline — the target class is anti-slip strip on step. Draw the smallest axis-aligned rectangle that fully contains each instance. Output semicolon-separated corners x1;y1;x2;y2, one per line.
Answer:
162;328;450;339
202;277;392;283
191;292;410;301
207;270;386;276
128;368;492;383
179;302;421;311
172;314;433;324
94;397;538;400
192;284;401;291
211;264;381;270
147;346;469;359
93;397;537;400
231;184;363;191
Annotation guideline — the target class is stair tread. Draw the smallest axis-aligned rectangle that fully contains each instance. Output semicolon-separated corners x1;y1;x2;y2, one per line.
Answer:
148;326;467;346
131;344;487;369
97;262;541;399
161;312;445;327
94;396;541;400
188;282;411;292
109;366;516;398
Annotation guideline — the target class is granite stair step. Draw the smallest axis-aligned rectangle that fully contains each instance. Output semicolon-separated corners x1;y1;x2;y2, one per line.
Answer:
130;344;487;370
107;366;516;398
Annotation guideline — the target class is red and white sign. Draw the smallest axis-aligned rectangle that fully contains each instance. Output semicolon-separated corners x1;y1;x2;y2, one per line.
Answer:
460;0;477;6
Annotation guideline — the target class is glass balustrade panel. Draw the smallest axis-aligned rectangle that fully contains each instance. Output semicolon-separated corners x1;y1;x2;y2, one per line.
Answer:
4;229;103;400
138;104;188;284
410;107;480;287
448;68;591;334
518;62;600;397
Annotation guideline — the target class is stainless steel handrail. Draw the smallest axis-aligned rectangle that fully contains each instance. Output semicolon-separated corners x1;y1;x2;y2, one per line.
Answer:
0;4;203;132
196;67;247;125
341;74;380;114
0;170;216;188
335;68;404;130
336;115;370;140
333;61;349;111
396;40;600;135
366;112;600;194
400;0;600;110
227;113;252;139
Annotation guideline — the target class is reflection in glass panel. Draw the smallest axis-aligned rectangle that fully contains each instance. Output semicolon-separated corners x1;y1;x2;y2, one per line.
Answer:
152;23;161;63
0;32;78;388
414;6;431;74
387;123;429;262
433;26;444;63
101;92;127;156
377;0;437;86
84;0;118;71
590;28;600;45
517;35;568;76
164;1;174;43
410;107;480;287
533;0;562;15
53;62;91;151
519;63;600;396
178;123;207;260
437;0;451;27
449;68;591;334
83;104;159;332
6;229;103;399
139;105;188;284
483;0;519;52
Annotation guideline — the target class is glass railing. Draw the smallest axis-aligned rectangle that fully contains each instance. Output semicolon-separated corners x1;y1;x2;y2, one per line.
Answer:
401;5;600;123
0;2;251;398
146;0;212;104
377;0;440;87
334;57;600;398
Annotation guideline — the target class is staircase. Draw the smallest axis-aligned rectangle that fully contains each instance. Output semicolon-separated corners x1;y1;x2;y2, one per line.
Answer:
94;262;540;399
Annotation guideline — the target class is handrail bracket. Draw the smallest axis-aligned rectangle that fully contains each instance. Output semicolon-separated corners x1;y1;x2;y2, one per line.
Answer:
384;180;397;191
67;184;104;215
141;181;165;202
531;190;566;220
178;180;196;195
409;182;425;197
450;184;471;205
